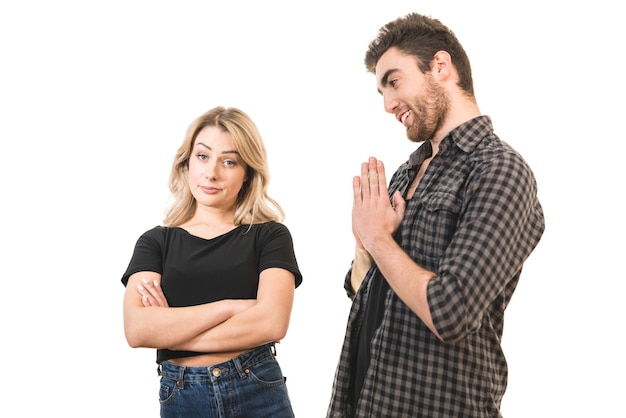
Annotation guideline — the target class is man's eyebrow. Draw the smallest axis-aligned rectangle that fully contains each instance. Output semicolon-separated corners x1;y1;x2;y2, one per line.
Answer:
196;142;240;155
377;68;399;95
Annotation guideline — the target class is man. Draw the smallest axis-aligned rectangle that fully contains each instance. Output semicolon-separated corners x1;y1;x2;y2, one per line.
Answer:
327;13;545;417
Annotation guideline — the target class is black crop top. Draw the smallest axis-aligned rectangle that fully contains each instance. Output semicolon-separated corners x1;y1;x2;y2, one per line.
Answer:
121;221;302;363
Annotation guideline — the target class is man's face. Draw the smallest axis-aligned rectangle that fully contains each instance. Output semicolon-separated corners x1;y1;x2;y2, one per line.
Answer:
375;47;449;143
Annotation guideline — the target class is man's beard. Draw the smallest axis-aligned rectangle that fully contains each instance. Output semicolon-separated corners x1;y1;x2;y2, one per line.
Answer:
406;75;450;143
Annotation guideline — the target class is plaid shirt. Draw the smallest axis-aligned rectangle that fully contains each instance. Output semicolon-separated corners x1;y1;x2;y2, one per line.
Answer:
327;116;545;417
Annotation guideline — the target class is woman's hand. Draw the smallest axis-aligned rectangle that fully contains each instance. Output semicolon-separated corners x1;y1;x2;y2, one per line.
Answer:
137;278;168;307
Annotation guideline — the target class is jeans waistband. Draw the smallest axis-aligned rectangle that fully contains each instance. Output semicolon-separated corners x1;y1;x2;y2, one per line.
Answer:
158;343;276;382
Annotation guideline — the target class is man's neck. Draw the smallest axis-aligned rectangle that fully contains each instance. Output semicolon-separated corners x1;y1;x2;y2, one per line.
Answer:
431;97;480;152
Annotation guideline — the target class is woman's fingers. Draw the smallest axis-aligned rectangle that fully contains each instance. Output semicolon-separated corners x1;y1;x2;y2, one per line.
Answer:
136;278;168;307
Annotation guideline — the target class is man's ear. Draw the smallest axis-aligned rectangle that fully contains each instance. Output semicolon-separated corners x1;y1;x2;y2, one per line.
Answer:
431;50;453;81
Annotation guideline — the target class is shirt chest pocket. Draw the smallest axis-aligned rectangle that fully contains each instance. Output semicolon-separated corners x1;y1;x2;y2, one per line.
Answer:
423;191;462;213
408;191;463;260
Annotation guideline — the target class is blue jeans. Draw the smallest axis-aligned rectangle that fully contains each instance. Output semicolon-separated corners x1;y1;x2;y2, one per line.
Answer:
158;343;295;418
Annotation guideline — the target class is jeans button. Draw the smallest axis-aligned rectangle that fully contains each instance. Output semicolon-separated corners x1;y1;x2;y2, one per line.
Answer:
212;368;221;377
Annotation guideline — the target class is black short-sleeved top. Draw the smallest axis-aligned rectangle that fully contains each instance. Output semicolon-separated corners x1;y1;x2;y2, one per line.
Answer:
121;221;302;363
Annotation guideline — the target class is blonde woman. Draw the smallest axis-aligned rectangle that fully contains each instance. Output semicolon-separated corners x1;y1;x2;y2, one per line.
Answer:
121;106;302;417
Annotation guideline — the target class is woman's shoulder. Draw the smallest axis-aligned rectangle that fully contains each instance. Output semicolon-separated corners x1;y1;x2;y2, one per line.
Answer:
244;221;294;242
247;220;290;233
138;225;182;243
140;225;168;236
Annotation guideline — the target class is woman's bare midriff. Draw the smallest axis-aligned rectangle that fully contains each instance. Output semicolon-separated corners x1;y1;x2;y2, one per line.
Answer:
168;350;248;367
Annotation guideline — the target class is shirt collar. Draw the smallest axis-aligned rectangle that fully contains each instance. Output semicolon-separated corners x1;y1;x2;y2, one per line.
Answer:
407;115;493;168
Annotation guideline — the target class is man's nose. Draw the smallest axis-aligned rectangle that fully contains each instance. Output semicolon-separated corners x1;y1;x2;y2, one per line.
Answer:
383;92;399;114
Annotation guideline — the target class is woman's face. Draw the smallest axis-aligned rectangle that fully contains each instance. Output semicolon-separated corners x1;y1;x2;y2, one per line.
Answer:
187;126;248;213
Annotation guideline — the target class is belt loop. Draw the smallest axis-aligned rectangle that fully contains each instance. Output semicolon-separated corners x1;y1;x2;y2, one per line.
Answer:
270;342;277;356
233;355;248;379
176;364;185;389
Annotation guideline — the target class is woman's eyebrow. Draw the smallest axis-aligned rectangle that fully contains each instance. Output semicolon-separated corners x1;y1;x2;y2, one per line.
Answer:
196;142;240;155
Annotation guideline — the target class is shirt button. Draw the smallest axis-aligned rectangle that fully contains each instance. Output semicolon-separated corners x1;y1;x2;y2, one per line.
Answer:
212;368;221;377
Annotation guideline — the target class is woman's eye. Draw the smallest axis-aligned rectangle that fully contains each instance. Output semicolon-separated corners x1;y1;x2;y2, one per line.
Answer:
223;160;237;167
197;153;208;160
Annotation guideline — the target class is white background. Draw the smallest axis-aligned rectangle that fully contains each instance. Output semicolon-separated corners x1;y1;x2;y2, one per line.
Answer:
1;1;624;417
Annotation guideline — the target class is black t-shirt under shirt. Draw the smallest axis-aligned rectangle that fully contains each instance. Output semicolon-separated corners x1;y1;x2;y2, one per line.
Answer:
351;271;389;413
121;221;302;364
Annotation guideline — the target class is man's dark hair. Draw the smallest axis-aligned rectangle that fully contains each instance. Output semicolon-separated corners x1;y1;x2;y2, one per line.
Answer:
364;13;475;97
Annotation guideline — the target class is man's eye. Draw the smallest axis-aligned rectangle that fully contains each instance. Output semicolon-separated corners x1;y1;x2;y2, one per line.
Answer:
390;79;398;87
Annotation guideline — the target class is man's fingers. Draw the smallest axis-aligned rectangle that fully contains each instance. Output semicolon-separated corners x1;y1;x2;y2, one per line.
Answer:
357;157;389;201
375;159;387;195
353;175;362;202
368;158;379;195
361;161;370;199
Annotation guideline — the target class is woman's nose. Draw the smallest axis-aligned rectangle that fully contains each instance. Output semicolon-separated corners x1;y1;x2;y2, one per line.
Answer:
205;162;218;179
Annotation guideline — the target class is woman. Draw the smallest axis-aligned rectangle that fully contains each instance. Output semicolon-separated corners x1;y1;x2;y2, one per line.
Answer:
121;106;302;417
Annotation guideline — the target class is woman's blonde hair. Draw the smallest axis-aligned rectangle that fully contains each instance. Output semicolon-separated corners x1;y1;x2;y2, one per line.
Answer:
163;106;284;227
